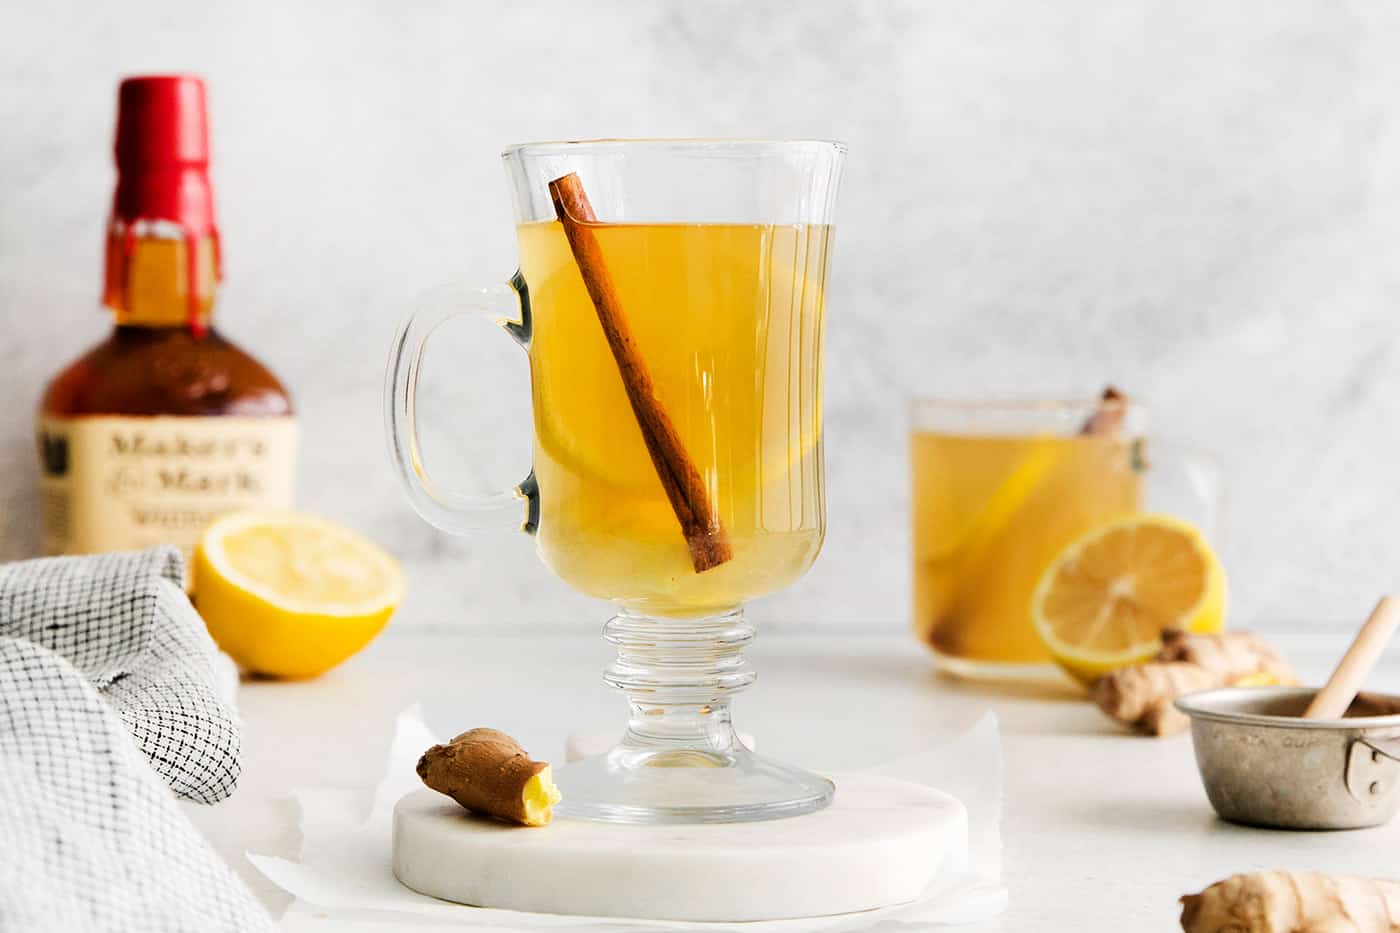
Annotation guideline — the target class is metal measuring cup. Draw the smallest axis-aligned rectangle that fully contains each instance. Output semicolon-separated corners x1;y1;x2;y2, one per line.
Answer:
1175;686;1400;830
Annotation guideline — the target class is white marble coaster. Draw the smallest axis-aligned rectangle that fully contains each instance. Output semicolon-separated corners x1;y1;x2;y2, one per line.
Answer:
392;774;966;922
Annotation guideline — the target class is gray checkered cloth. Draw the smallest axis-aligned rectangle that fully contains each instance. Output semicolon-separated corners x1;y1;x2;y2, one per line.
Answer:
0;548;274;932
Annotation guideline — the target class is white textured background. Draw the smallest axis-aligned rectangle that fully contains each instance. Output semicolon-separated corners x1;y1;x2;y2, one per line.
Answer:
2;1;1397;631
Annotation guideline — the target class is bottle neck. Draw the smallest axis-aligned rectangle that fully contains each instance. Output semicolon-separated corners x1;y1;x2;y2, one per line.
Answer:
102;222;219;333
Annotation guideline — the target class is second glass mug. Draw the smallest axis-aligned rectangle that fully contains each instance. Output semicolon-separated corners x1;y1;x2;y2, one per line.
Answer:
910;396;1223;679
385;139;845;823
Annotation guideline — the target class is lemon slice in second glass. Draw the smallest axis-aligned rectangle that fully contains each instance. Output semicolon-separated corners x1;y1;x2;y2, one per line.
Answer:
194;510;404;679
1031;513;1225;686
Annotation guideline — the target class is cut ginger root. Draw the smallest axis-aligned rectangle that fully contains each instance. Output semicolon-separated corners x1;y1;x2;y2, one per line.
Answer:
1094;629;1297;736
417;728;562;826
1181;872;1400;932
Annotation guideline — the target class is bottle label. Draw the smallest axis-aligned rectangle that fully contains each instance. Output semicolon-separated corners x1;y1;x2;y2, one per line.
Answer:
37;415;298;568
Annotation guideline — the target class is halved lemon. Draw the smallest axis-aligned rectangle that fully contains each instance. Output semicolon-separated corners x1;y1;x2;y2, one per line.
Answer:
193;510;404;679
1031;514;1226;685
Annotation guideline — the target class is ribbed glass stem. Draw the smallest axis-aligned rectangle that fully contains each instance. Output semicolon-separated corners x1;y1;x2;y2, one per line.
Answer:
603;608;755;756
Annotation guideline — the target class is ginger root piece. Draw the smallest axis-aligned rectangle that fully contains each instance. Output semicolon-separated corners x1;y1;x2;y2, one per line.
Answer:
1181;872;1400;932
417;728;562;826
1158;627;1294;679
1094;661;1221;736
1094;629;1297;736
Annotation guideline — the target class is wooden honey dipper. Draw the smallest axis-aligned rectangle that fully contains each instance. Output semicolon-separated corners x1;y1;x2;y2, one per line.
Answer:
1303;595;1400;719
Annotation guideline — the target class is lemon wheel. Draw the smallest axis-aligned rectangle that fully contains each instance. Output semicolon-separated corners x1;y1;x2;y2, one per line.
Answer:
1031;513;1225;685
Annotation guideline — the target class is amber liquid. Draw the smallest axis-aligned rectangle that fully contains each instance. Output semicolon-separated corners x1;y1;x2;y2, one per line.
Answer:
518;220;830;615
911;432;1141;666
43;236;290;419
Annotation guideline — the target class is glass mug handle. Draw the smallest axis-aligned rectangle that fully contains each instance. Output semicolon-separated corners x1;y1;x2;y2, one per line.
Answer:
383;273;538;535
1142;440;1223;543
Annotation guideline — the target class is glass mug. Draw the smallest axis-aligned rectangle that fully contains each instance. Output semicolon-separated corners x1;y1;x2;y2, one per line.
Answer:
386;139;845;822
909;396;1222;679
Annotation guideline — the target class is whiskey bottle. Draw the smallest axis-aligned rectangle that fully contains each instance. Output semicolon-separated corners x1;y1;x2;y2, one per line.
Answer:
38;75;296;569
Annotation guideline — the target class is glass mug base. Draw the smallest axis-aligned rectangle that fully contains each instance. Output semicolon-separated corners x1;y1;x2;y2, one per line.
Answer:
553;607;833;824
555;745;834;824
930;649;1064;683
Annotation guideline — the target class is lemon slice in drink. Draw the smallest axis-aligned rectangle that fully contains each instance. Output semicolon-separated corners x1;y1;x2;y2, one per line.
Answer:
1031;514;1226;686
193;510;404;679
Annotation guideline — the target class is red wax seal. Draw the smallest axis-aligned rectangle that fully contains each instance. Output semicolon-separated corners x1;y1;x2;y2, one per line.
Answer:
106;75;222;334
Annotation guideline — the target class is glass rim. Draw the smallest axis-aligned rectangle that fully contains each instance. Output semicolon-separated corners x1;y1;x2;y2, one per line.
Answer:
908;395;1149;434
908;396;1144;415
500;137;848;159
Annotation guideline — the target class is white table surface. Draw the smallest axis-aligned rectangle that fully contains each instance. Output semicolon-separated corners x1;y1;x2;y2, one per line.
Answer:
186;628;1400;932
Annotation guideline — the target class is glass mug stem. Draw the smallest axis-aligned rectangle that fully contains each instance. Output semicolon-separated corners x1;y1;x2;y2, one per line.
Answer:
574;607;832;823
606;608;755;755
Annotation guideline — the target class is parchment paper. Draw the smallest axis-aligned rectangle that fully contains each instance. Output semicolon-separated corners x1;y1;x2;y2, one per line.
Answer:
250;707;1006;931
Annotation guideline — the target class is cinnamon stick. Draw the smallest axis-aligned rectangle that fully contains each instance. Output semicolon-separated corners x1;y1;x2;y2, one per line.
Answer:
548;173;732;573
1080;386;1126;436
